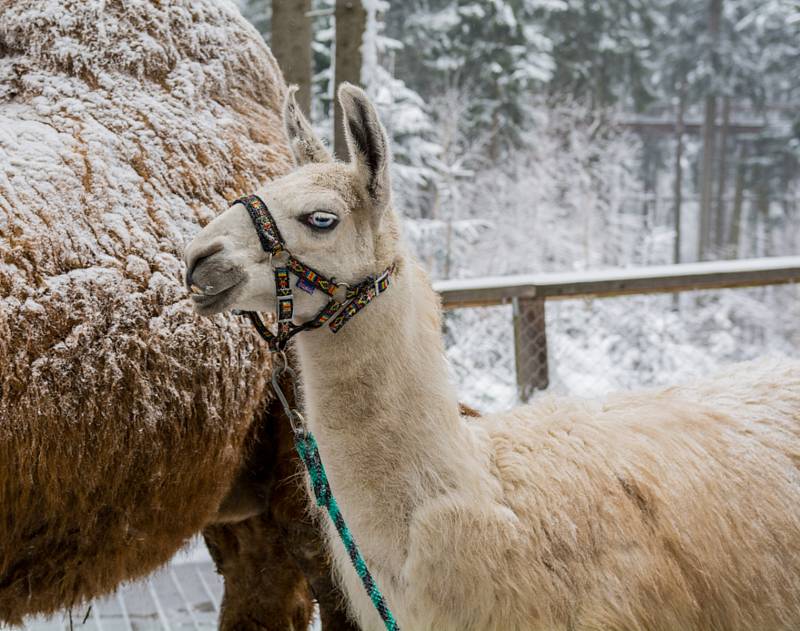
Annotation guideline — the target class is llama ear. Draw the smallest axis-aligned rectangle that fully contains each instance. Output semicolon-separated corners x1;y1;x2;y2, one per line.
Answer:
338;83;391;210
283;86;332;166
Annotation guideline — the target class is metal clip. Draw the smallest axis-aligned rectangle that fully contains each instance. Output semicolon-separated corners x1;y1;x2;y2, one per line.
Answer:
332;279;351;303
271;353;306;437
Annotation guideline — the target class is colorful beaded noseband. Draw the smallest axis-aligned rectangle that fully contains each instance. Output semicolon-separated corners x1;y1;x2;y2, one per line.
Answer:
235;194;394;351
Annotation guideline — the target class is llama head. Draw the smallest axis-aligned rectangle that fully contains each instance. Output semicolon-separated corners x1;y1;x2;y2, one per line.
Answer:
184;83;400;317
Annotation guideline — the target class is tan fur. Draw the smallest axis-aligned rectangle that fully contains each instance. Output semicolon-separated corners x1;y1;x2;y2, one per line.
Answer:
187;85;800;631
0;1;353;625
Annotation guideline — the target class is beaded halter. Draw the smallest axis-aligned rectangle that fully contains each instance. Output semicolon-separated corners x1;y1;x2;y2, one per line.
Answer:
236;193;402;631
235;194;394;351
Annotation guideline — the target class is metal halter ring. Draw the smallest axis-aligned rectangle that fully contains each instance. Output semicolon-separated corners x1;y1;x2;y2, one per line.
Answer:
332;279;351;303
270;250;290;268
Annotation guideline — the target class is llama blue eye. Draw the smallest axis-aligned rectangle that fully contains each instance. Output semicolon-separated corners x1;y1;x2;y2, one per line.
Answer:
304;211;339;231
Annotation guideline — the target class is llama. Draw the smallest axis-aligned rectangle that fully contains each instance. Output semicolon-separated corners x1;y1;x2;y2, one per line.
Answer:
185;83;800;631
0;1;355;628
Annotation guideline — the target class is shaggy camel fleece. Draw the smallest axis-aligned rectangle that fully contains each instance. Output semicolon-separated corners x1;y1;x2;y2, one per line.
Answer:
186;84;800;631
0;0;294;622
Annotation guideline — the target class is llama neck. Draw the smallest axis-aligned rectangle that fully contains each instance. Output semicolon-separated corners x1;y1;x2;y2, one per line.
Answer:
293;253;489;566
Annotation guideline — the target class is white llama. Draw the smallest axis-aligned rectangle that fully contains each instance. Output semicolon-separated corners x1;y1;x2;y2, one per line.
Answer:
184;84;800;631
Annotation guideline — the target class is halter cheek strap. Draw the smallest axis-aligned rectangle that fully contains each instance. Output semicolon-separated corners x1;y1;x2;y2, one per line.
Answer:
235;194;395;351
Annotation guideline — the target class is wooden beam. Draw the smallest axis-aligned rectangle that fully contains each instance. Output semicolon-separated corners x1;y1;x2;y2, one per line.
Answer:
617;119;764;135
434;257;800;309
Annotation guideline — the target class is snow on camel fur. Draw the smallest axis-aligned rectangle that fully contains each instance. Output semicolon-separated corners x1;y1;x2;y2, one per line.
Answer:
186;84;800;631
0;1;351;626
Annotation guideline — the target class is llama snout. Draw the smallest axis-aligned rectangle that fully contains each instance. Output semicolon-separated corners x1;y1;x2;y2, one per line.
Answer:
184;241;247;315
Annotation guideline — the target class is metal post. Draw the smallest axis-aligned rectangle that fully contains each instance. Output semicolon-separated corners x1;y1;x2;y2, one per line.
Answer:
512;297;549;401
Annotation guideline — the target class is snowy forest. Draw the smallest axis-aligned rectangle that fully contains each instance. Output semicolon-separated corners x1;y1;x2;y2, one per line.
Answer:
238;0;800;408
3;1;800;628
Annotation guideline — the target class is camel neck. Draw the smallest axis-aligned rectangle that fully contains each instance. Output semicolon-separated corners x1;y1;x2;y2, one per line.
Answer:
293;253;487;566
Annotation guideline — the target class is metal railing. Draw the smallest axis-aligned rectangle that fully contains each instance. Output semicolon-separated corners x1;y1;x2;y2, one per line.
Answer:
434;256;800;401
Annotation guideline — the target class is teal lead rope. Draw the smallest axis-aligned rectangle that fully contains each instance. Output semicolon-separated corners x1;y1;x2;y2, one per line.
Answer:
271;358;401;631
295;432;401;631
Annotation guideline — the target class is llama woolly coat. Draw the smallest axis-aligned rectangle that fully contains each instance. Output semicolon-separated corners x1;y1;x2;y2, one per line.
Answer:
0;0;291;621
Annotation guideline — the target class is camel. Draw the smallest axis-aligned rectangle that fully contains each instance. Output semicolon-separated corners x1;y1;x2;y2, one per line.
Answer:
185;83;800;631
0;1;356;628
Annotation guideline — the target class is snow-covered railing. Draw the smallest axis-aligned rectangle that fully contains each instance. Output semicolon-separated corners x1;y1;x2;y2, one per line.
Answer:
434;257;800;399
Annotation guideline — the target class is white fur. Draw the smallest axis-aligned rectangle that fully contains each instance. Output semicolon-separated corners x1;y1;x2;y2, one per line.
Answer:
186;84;800;631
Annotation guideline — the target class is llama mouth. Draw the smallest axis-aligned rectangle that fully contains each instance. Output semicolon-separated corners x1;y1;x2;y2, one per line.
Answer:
190;280;244;316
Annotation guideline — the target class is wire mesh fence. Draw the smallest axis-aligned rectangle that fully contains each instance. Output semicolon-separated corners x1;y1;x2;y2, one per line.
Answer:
445;281;800;412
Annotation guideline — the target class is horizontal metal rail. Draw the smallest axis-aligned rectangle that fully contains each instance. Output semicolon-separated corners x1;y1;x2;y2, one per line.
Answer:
434;256;800;310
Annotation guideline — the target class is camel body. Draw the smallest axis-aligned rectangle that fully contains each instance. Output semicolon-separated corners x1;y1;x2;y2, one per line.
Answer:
0;2;356;628
185;84;800;631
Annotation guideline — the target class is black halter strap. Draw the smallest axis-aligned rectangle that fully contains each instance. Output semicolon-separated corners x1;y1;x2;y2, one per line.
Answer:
235;194;394;351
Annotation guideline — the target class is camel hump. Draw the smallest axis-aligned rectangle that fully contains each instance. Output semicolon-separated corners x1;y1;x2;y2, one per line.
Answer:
0;0;290;623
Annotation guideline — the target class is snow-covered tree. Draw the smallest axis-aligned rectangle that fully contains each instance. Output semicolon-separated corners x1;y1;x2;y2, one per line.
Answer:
361;1;443;217
542;0;659;109
387;0;556;154
236;0;270;39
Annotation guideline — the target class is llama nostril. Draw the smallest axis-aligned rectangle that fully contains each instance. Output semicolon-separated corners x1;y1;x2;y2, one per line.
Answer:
185;241;246;300
186;241;225;290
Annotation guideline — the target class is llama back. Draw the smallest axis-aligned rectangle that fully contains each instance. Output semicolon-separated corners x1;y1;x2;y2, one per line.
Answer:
0;0;291;622
474;356;800;630
672;356;800;446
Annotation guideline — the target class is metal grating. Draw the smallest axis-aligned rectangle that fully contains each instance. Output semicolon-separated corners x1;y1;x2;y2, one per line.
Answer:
23;559;224;631
22;549;323;631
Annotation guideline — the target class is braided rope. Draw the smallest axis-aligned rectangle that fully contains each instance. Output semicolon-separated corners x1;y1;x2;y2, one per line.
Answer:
294;431;401;631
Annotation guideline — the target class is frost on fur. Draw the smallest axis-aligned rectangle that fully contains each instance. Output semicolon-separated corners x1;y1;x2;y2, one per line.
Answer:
0;0;293;622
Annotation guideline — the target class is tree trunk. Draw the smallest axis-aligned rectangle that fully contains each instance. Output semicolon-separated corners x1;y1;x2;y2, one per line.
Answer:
728;142;748;258
757;163;771;256
673;86;686;264
698;95;717;260
333;0;366;159
272;0;313;116
698;0;723;261
714;95;731;252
